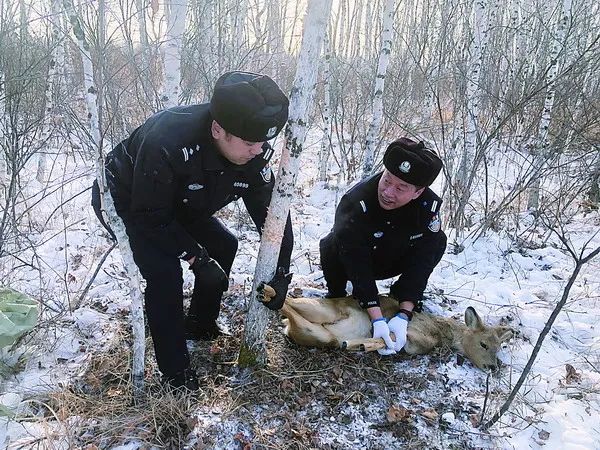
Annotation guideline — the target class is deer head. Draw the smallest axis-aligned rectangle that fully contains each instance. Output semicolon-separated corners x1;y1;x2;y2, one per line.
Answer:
461;307;514;371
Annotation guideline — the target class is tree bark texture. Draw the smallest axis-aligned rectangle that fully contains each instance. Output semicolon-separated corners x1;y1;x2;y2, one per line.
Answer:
362;0;395;179
240;0;333;367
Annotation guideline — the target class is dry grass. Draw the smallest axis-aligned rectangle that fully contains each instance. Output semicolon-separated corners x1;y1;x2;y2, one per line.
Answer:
17;295;499;449
38;327;200;448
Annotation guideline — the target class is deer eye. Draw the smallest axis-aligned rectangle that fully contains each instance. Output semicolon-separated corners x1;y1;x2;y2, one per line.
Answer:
480;342;488;350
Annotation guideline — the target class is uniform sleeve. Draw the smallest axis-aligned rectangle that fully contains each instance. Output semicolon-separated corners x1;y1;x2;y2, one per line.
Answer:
128;144;203;260
242;167;294;271
333;197;380;309
390;216;447;304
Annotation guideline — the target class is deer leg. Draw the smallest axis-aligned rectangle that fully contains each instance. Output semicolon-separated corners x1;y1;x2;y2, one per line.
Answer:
342;337;386;352
280;302;338;348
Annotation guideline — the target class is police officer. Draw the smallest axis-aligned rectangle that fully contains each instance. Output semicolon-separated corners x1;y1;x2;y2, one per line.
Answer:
319;137;446;355
91;71;294;390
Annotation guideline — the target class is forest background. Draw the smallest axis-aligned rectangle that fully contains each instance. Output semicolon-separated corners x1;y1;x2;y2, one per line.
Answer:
0;0;599;448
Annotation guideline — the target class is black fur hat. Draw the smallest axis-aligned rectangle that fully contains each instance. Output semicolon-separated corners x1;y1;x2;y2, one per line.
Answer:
382;138;443;187
210;71;289;142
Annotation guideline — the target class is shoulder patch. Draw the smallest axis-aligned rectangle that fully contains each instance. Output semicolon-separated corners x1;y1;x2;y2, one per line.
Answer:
260;166;272;183
428;214;441;232
262;147;274;161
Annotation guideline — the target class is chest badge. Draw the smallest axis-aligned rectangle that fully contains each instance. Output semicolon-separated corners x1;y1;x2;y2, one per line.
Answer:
399;161;411;173
428;214;441;232
188;183;204;191
373;231;384;238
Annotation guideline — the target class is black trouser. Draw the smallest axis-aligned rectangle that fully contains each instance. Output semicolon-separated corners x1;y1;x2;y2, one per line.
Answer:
92;181;238;376
319;231;445;309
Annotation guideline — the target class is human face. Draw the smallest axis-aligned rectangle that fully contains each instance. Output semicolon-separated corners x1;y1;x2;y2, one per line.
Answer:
211;120;264;165
377;169;425;210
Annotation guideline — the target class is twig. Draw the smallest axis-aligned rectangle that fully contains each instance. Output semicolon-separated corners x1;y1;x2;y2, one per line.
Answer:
75;241;117;309
481;244;600;430
480;371;491;425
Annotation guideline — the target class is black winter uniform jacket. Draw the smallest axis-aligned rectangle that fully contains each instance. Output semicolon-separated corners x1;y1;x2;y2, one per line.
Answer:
331;173;445;308
104;104;293;269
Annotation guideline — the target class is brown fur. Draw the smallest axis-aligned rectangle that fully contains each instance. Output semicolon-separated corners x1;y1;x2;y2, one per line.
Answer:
280;295;513;371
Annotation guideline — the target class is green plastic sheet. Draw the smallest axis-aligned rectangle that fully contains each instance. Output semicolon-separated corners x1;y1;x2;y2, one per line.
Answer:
0;287;38;348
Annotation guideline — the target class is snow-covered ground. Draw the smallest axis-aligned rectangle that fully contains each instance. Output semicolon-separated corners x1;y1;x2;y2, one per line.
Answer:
1;134;599;449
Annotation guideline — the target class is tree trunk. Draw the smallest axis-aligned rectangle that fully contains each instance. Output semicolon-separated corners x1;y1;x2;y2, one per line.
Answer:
161;0;188;108
362;0;395;179
38;0;65;184
452;0;489;232
527;0;572;211
240;0;333;367
318;31;333;182
0;71;6;183
64;0;146;400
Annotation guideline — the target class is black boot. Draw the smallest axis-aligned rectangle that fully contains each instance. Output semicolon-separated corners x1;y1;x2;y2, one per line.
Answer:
162;367;199;392
185;316;230;341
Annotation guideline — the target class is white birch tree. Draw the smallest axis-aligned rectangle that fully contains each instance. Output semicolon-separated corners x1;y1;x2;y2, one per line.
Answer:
318;31;333;182
64;0;146;399
361;0;395;179
37;0;66;184
452;0;490;231
526;0;572;211
240;0;333;366
160;0;187;108
0;70;6;183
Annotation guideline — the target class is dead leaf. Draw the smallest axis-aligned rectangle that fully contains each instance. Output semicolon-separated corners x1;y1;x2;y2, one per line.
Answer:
387;404;411;423
469;413;480;427
233;432;252;449
421;408;439;422
565;364;581;384
538;429;550;440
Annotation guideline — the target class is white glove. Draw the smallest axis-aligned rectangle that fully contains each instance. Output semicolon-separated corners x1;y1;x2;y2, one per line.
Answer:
387;314;409;351
372;319;396;355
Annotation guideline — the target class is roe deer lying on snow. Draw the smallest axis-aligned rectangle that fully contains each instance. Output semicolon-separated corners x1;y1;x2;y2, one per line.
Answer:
264;289;513;371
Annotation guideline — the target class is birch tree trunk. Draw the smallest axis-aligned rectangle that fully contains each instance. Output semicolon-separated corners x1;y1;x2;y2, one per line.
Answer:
134;0;153;105
161;0;187;108
240;0;333;367
38;0;66;184
0;71;6;184
452;0;489;231
318;32;333;182
64;0;146;400
526;0;572;211
361;0;395;179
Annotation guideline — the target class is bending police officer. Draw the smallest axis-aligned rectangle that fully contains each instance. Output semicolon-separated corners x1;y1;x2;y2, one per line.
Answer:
92;71;294;390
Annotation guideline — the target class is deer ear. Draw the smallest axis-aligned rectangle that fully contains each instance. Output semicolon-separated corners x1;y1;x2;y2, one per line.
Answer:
464;307;483;330
495;326;514;343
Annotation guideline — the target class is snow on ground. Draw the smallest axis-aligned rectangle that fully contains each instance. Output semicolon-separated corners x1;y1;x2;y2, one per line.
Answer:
1;133;599;448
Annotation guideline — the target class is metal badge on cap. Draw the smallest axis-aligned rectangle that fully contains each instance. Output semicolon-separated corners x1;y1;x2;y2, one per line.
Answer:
399;161;411;173
266;126;277;139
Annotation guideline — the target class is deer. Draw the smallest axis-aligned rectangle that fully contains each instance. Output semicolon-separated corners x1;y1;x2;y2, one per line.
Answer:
263;287;513;371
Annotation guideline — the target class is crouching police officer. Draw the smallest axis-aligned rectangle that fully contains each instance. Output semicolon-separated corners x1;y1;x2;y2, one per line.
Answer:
319;138;446;355
92;71;294;390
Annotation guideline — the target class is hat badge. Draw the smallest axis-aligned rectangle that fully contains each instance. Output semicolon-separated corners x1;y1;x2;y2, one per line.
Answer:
266;126;277;139
399;161;411;173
